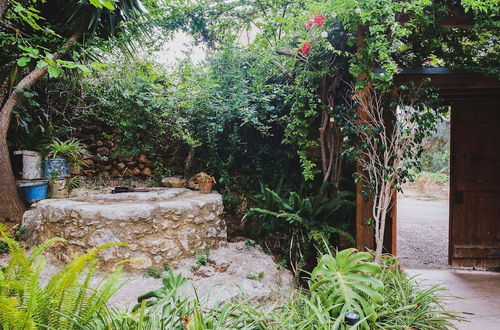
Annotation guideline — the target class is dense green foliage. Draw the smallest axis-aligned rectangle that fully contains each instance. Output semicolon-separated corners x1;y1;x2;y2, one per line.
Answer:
85;59;193;159
0;236;460;329
309;248;383;329
248;182;353;272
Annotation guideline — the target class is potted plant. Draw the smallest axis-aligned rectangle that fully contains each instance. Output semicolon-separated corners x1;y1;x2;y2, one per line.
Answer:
197;173;216;194
44;138;85;179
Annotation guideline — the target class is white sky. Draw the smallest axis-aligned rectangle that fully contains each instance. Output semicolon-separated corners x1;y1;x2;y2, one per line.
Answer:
154;31;207;66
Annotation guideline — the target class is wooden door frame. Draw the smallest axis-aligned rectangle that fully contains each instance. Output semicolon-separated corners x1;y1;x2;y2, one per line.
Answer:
355;69;500;257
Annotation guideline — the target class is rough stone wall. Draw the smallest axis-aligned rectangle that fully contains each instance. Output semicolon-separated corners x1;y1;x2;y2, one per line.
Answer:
75;124;154;178
22;189;227;271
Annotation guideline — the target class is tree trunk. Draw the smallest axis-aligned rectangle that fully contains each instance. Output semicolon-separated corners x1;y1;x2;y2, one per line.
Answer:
184;147;195;176
0;0;9;19
0;31;82;222
0;141;25;222
374;237;384;264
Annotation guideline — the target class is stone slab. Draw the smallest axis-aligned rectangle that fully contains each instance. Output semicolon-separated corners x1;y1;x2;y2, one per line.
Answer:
407;269;500;329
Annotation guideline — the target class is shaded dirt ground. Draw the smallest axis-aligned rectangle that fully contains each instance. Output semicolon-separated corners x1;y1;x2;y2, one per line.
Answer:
397;197;450;269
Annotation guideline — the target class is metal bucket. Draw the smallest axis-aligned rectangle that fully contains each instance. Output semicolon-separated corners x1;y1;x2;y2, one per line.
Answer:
18;180;48;203
44;157;70;179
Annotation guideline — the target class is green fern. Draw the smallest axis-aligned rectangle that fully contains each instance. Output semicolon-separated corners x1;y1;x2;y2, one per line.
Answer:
0;229;125;329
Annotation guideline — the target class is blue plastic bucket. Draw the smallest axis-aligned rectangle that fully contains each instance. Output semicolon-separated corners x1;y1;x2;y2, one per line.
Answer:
18;180;48;203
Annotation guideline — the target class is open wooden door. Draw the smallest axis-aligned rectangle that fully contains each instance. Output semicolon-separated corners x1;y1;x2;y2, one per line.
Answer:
450;99;500;268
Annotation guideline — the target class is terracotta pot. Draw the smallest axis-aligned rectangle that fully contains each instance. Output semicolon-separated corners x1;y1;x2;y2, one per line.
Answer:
199;180;214;194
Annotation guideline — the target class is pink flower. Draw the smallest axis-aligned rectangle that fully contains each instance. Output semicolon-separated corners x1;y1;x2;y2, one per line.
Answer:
301;42;312;56
313;15;326;27
305;19;314;30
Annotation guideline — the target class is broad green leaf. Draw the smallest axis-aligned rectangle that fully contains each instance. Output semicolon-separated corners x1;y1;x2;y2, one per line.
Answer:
36;60;48;68
47;65;61;78
77;64;92;74
17;57;31;67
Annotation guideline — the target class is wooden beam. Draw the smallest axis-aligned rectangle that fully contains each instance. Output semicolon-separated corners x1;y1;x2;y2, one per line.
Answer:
354;25;376;252
441;15;474;29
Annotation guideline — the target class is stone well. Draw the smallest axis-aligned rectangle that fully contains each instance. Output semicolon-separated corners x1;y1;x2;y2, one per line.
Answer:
22;188;227;270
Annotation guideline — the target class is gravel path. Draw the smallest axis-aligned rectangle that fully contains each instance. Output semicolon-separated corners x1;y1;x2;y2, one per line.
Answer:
397;198;449;269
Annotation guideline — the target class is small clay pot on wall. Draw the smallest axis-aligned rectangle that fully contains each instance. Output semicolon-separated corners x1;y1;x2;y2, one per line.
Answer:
199;177;215;194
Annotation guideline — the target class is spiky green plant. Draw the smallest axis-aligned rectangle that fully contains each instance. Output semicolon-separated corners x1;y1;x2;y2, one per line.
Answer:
0;225;126;329
374;257;464;329
249;182;354;272
309;248;383;329
45;138;86;162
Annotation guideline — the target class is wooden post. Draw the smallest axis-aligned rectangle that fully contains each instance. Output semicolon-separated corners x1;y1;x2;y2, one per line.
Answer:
354;25;376;252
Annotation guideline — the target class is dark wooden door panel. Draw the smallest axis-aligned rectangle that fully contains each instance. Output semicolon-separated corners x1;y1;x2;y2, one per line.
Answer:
450;100;500;268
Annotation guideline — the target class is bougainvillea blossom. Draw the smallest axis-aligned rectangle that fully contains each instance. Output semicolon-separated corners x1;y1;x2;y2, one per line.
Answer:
313;15;326;27
301;42;312;56
305;19;314;30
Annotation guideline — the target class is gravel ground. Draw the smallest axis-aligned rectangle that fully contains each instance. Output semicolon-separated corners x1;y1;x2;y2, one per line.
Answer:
397;197;450;269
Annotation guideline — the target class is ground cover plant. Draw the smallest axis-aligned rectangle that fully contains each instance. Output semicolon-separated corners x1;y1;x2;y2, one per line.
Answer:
0;230;464;329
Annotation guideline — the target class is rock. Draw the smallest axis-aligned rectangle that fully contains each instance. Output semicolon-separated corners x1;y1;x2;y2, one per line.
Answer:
127;161;138;167
110;169;121;177
116;162;126;170
67;242;295;310
50;179;69;198
70;166;81;175
141;167;152;176
171;242;294;306
162;177;187;188
22;188;227;271
99;171;110;177
84;159;95;169
96;147;110;156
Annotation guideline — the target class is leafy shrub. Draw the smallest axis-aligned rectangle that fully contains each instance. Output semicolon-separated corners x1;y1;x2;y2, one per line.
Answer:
416;171;449;186
246;272;265;282
144;267;163;279
266;252;463;329
248;182;354;272
2;241;458;329
195;249;210;266
420;118;450;173
85;59;194;163
133;270;188;312
374;257;463;329
0;225;25;254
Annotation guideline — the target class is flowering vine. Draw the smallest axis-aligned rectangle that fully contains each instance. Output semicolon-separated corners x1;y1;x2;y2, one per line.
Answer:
301;15;326;57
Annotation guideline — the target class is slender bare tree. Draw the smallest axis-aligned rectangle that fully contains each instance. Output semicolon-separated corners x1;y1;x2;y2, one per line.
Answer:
352;83;441;263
